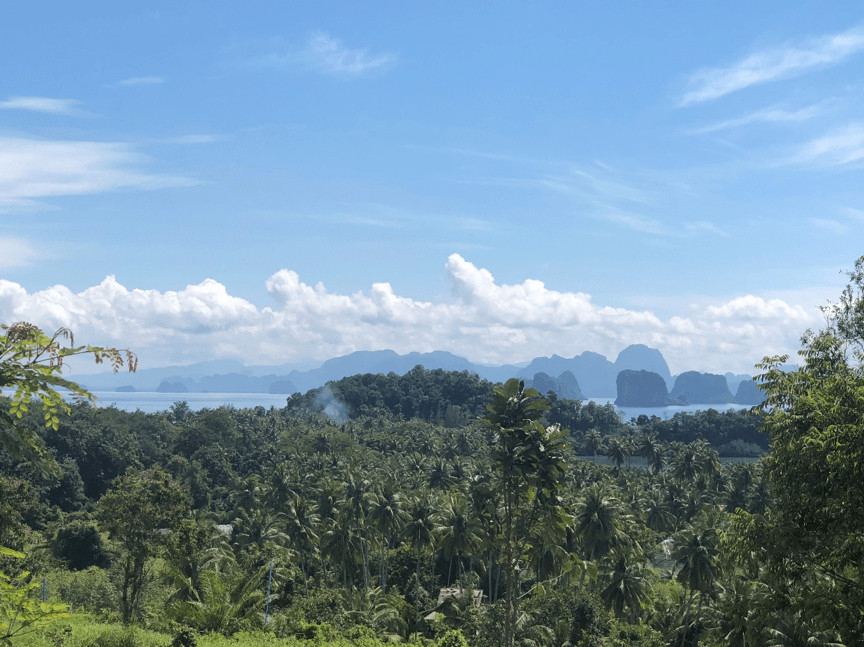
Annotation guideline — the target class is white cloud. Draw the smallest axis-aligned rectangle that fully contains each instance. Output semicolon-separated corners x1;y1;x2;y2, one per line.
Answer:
0;237;40;268
681;25;864;105
0;255;822;375
0;138;197;210
684;221;730;237
598;209;668;235
809;217;849;235
118;76;165;86
780;122;864;167
689;104;823;134
251;32;395;76
159;135;220;144
303;32;395;75
0;96;83;115
842;207;864;221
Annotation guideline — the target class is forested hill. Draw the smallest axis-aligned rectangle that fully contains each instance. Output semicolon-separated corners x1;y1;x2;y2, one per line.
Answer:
285;366;498;424
284;366;767;455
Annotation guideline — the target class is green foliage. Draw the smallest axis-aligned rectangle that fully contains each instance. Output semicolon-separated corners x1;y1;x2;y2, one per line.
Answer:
0;476;36;570
0;343;804;642
602;619;664;647
287;366;496;422
167;566;266;636
0;547;70;647
48;567;116;616
97;468;190;624
725;256;864;643
483;378;569;647
435;629;469;647
169;628;196;647
0;322;136;477
51;521;109;571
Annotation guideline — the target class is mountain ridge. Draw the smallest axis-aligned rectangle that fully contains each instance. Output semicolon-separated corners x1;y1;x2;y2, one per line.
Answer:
76;345;761;398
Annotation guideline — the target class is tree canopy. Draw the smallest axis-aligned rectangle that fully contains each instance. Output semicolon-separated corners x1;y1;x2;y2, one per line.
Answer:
728;255;864;643
0;322;136;475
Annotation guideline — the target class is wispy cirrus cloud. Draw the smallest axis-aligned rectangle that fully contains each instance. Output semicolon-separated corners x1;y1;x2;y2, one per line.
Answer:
302;31;395;75
0;96;84;115
159;134;221;144
684;221;730;237
779;122;864;167
118;76;165;86
595;208;668;235
0;237;40;268
842;207;864;221
680;25;864;105
0;138;197;211
689;103;824;134
250;31;396;76
809;218;849;235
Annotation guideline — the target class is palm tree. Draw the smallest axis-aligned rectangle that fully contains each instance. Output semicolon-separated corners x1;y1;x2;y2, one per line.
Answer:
710;577;764;647
638;432;666;476
283;493;319;597
231;506;288;561
263;462;298;513
434;492;482;587
231;474;262;515
321;513;362;587
669;443;701;483
644;490;675;534
163;515;231;604
527;510;570;584
468;473;502;603
368;479;407;591
167;564;266;636
605;435;631;472
584;429;604;462
574;483;626;564
342;586;409;641
340;470;374;589
428;457;453;490
404;492;436;600
600;547;649;623
673;521;720;647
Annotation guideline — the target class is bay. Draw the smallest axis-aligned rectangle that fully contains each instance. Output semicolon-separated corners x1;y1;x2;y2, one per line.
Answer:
587;398;752;422
2;390;754;416
71;392;752;416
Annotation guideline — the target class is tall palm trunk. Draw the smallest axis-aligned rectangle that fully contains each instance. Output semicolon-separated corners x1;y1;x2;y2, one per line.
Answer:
680;588;695;647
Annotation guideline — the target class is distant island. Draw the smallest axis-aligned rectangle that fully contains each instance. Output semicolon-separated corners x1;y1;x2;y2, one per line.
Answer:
78;343;767;405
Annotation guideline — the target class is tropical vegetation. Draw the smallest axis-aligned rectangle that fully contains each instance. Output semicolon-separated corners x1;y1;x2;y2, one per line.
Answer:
1;256;863;646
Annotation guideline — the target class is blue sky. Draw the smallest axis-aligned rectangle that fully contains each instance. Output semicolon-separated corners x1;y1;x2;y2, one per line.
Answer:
1;2;863;375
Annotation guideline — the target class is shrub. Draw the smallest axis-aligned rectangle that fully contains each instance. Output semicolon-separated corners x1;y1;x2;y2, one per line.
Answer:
51;566;116;615
436;629;470;647
52;521;109;571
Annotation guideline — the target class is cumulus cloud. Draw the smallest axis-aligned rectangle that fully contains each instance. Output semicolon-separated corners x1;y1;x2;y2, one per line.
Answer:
0;138;197;210
681;25;864;105
0;256;822;375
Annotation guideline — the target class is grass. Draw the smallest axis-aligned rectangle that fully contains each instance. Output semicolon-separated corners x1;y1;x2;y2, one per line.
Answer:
9;614;434;647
